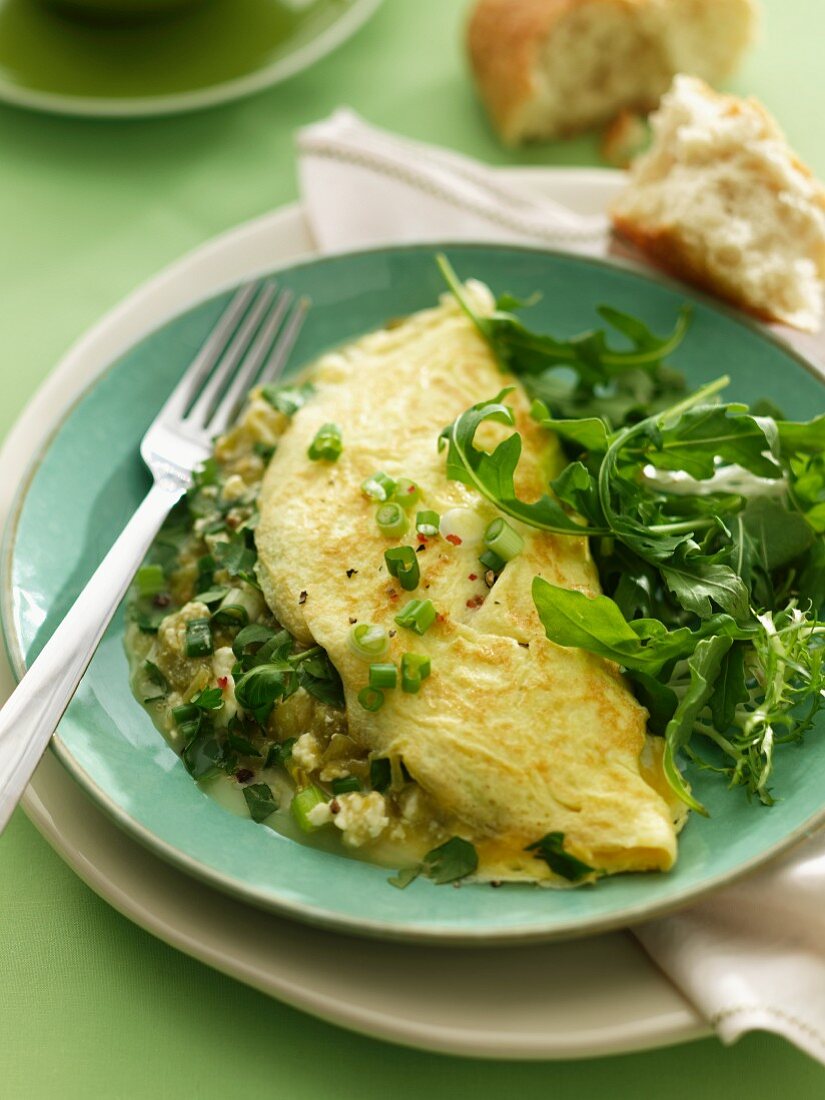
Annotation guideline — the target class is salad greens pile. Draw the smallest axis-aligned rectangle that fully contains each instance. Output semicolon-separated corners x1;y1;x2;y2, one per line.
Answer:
438;255;825;814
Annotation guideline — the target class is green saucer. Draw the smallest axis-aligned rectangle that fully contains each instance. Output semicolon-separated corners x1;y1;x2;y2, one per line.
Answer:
0;0;382;117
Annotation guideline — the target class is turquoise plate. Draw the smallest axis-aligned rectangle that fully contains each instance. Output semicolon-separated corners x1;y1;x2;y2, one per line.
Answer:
3;244;824;943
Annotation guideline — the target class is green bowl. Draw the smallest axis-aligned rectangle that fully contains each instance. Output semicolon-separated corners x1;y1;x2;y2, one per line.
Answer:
3;244;824;944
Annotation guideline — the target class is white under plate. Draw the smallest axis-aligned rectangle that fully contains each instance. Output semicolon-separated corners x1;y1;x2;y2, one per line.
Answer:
0;168;709;1059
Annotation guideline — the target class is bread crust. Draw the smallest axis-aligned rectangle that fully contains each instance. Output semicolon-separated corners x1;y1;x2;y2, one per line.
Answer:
611;214;790;328
466;0;755;145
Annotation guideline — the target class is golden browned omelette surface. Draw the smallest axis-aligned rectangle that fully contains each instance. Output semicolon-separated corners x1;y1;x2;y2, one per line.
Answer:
256;285;679;881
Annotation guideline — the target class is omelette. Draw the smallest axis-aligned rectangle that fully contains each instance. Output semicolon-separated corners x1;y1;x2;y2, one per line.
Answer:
255;283;681;883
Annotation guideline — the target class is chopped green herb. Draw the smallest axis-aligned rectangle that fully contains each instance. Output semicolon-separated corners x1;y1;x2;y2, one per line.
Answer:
388;866;421;889
369;758;392;792
332;776;361;795
422;837;478;884
384;546;420;591
362;471;397;501
375;502;408;538
525;832;594;882
261;381;314;417
243;782;279;823
136;564;166;598
358;685;385;712
308;422;343;462
143;660;168;692
195;586;230;606
348;623;389;661
416;510;440;538
191;687;224;711
185;618;213;658
394;598;437;635
394;478;421;508
478;548;505;574
369;662;397;690
401;653;431;694
484;517;524;562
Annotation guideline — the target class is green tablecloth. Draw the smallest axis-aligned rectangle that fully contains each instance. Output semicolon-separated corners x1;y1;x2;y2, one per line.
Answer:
2;1;825;1095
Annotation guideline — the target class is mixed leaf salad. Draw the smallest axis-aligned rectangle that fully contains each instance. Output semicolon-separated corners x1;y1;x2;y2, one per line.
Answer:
438;255;825;814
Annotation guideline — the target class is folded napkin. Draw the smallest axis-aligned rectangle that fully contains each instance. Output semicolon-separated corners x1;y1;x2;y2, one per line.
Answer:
296;110;825;1065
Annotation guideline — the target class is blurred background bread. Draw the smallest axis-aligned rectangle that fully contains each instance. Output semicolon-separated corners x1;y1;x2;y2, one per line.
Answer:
467;0;758;145
611;75;825;332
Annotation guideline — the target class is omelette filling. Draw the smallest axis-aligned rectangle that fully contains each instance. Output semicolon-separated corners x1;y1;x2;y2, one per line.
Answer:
126;285;683;888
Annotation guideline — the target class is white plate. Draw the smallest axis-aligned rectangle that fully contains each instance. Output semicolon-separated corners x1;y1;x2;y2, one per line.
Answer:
0;168;709;1059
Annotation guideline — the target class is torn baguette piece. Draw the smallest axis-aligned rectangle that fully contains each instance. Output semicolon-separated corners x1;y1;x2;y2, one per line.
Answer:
467;0;757;145
611;75;825;332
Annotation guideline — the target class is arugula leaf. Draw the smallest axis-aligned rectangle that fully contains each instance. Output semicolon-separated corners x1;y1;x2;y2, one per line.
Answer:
525;832;595;882
659;549;750;622
663;635;734;815
243;783;279;823
708;644;749;732
439;392;606;536
213;535;258;584
531;577;748;674
422;837;478;884
642;405;781;481
182;731;225;781
530;401;611;455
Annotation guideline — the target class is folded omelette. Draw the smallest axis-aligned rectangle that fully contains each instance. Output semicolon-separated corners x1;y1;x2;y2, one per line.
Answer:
256;284;680;883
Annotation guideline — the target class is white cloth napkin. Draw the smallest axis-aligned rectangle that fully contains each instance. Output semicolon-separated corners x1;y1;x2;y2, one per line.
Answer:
296;110;825;1065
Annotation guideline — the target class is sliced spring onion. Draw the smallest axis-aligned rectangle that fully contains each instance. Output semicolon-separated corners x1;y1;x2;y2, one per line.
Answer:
401;653;431;694
172;703;199;725
361;471;397;501
358;686;385;712
415;510;440;538
211;585;264;628
370;758;392;792
185;618;213;657
478;548;506;573
291;785;328;832
375;502;408;538
369;662;397;690
348;623;389;661
394;599;437;635
384;546;420;591
483;517;524;562
332;775;361;795
307;422;343;462
136;564;165;598
394;478;421;509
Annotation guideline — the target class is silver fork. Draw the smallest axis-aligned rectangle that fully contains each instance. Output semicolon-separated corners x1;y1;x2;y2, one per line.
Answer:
0;280;308;834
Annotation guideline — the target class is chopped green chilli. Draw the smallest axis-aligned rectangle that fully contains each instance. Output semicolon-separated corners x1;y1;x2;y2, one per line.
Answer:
307;422;343;462
394;599;437;635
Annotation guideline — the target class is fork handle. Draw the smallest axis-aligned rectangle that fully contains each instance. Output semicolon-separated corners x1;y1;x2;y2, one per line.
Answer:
0;481;183;834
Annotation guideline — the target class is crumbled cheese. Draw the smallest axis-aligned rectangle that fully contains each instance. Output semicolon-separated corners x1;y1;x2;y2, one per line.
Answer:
292;732;322;773
221;474;248;503
211;646;238;724
333;791;389;847
306;801;333;828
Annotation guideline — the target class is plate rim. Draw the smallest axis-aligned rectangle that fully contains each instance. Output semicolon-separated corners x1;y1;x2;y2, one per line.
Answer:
4;210;825;946
0;0;383;118
1;172;712;1060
